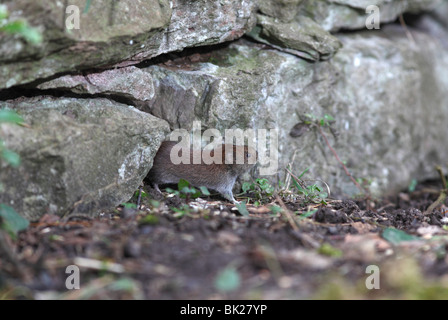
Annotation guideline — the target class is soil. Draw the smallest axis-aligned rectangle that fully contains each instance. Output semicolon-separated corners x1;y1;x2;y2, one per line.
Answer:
1;179;448;300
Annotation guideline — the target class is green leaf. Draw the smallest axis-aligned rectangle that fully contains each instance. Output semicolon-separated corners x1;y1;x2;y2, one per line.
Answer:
0;5;8;20
83;0;92;13
139;214;159;225
292;178;302;192
382;228;420;245
318;243;342;257
121;203;137;209
0;20;42;44
236;201;249;217
298;209;317;220
0;109;23;124
1;149;20;167
408;179;418;192
298;168;309;179
215;267;241;292
199;186;210;196
178;179;190;191
270;205;283;214
109;278;136;292
165;187;177;194
0;204;29;237
241;182;253;193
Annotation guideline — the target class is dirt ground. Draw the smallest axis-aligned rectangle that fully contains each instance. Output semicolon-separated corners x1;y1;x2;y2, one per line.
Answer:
1;178;448;300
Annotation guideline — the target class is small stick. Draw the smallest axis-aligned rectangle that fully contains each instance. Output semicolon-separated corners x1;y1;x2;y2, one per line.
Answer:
424;166;447;215
436;165;447;190
275;195;299;231
317;125;364;194
399;14;416;45
136;185;143;209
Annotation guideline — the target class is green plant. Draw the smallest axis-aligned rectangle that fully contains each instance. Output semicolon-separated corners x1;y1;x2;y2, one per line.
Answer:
214;265;241;293
296;113;366;195
166;179;210;203
0;5;42;44
302;113;335;127
235;200;249;217
172;204;193;218
84;0;92;13
269;205;283;216
241;178;275;204
0;109;23;168
0;204;29;239
288;167;328;204
139;214;159;225
318;243;342;257
0;109;29;238
408;179;418;192
121;203;137;210
297;208;317;220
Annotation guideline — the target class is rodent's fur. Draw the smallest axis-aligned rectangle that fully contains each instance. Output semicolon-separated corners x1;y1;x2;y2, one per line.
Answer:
147;141;257;202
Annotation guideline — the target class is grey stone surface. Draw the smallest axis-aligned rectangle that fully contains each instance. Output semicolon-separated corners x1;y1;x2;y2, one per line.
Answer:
0;0;256;89
299;0;443;32
248;14;342;61
139;26;448;196
37;66;155;103
0;97;169;220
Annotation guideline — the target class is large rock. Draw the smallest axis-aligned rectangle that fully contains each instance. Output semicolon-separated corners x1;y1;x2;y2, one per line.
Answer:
0;97;169;221
0;0;256;89
36;66;155;104
256;0;443;32
299;0;443;32
248;14;342;60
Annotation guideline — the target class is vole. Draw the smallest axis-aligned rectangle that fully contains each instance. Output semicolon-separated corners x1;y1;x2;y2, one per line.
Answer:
147;141;257;203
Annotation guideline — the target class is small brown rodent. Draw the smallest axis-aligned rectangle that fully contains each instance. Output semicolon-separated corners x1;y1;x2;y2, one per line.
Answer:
147;141;257;203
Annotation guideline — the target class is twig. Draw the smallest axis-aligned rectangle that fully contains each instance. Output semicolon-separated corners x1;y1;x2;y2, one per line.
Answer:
275;195;299;231
317;125;365;194
398;14;416;45
285;166;307;190
424;166;447;215
136;185;143;209
436;165;447;189
0;231;27;280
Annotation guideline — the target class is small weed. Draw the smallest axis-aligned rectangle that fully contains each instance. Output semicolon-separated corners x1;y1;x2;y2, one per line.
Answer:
297;208;317;220
318;243;342;257
235;201;249;217
172;204;193;218
0;109;24;168
166;179;210;203
139;214;159;225
0;109;29;237
287;167;329;204
0;204;29;240
215;265;241;293
241;178;275;203
269;205;283;216
0;5;42;44
408;179;418;192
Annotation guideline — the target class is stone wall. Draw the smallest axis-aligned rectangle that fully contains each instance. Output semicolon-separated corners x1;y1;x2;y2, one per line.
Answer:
0;0;447;219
